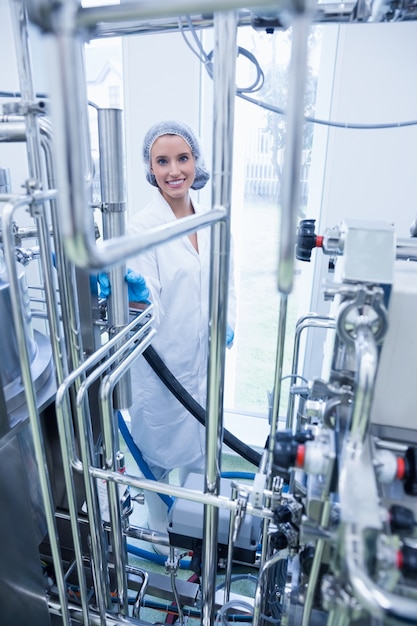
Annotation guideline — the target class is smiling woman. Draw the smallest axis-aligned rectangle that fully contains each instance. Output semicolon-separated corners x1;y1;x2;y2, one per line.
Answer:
149;135;197;216
125;119;237;534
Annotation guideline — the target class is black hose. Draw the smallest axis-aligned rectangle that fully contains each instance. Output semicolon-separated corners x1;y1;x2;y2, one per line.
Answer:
143;345;262;468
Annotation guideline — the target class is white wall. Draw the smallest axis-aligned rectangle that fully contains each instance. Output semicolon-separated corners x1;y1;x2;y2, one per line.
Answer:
301;22;417;380
122;30;203;220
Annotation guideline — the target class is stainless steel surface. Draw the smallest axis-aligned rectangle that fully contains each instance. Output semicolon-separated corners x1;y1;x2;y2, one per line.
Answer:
286;314;336;431
2;193;71;626
98;107;131;410
0;427;52;626
203;10;238;626
277;5;311;296
0;263;36;387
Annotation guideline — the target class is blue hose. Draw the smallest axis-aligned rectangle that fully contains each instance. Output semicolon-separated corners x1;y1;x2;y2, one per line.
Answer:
127;543;190;568
118;411;174;510
221;471;255;480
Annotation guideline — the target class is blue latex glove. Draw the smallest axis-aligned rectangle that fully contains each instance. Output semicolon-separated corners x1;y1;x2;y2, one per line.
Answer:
125;268;150;304
98;272;111;298
226;324;234;348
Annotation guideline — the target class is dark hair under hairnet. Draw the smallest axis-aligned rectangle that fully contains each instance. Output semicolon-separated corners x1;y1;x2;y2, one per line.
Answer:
143;120;210;191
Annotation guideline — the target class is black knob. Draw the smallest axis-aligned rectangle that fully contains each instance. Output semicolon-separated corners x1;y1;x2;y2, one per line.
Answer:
296;219;317;262
401;544;417;579
404;447;417;496
274;505;293;525
389;505;415;532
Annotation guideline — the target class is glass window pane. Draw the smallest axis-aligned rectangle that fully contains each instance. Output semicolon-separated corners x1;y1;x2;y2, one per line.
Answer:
225;25;323;420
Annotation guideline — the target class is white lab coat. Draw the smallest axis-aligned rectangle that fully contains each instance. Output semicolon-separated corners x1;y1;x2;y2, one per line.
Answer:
127;189;236;472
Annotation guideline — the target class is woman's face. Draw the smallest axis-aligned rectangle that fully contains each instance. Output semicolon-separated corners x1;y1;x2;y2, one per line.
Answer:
150;134;196;202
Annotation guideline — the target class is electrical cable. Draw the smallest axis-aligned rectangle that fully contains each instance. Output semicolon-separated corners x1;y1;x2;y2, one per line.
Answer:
238;91;417;129
143;345;262;468
177;20;417;130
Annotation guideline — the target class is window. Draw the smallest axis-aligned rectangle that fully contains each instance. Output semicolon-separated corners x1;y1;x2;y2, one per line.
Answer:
223;25;323;422
109;84;121;108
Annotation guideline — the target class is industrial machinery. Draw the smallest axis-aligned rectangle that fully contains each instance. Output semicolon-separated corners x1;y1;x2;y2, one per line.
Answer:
1;1;417;625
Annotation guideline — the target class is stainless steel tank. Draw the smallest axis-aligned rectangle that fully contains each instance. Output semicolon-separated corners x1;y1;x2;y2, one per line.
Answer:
0;259;53;419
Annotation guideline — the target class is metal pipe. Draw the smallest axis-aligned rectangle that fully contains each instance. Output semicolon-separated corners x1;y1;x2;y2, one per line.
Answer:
9;0;43;181
0;115;83;377
75;321;156;619
202;10;237;626
270;299;289;432
131;569;149;620
35;199;92;620
0;121;26;140
34;1;416;43
66;4;410;42
37;118;91;619
0;117;87;372
0;116;83;376
286;314;336;430
39;118;86;372
98;107;131;409
277;4;312;295
301;499;332;626
2;192;71;626
91;11;252;39
55;309;155;621
396;237;417;260
349;324;378;443
224;484;239;603
10;1;71;385
91;466;274;521
76;0;287;30
260;293;288;570
344;522;417;624
0;112;90;618
55;308;155;472
125;524;170;549
48;597;142;626
98;331;158;614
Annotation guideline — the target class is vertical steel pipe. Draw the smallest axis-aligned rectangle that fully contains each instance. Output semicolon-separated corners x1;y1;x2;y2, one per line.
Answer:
259;293;288;577
98;107;131;409
277;6;312;295
42;0;95;266
9;2;69;383
202;10;237;626
0;114;90;620
2;193;71;626
39;119;86;373
99;329;156;616
286;314;336;430
350;325;378;443
10;0;43;179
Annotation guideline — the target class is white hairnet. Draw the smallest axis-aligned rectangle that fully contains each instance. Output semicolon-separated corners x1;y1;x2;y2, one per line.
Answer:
143;120;210;190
